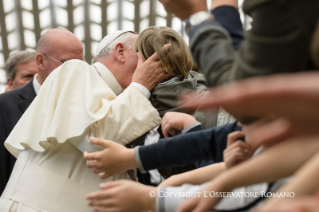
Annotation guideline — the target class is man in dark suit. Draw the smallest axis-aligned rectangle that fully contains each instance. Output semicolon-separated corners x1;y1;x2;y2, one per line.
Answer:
0;28;84;194
4;51;38;92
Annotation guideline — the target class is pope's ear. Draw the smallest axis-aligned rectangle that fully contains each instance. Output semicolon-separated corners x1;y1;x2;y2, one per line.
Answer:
114;43;125;63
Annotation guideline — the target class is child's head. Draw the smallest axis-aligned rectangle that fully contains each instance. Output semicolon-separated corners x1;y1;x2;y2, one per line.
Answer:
135;26;193;77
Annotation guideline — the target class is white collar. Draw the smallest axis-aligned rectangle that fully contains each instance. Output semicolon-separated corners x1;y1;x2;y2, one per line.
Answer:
92;62;123;95
33;74;41;95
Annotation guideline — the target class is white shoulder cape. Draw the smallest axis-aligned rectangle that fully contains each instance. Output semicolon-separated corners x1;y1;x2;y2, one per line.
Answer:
5;60;118;157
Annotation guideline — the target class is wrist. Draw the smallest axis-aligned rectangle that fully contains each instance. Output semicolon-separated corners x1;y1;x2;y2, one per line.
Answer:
184;11;214;35
211;172;234;192
143;186;157;211
126;148;138;169
183;117;197;129
211;0;238;9
183;5;209;20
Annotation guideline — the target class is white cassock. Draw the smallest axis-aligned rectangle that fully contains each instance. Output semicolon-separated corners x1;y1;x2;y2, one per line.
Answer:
0;60;160;212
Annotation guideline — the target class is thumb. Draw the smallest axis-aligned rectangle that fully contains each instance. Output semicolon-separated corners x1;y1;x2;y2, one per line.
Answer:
89;137;110;148
136;52;145;67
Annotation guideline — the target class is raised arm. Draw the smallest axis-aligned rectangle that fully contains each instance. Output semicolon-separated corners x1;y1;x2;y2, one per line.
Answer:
84;118;240;179
259;144;319;211
177;135;319;212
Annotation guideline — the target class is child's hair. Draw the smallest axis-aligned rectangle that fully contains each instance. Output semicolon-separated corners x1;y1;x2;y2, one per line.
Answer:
135;26;193;77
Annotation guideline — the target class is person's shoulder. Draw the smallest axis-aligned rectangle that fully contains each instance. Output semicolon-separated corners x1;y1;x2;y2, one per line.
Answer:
0;87;23;103
58;59;92;75
63;59;89;67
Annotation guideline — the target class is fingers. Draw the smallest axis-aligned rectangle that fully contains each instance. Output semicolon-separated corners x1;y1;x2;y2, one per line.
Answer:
86;190;113;203
176;197;199;212
93;206;116;212
224;140;252;168
139;43;172;65
246;118;291;147
90;137;112;148
137;52;145;67
99;180;125;189
84;151;102;162
148;43;172;62
162;43;172;51
161;123;174;138
99;172;111;179
227;131;245;147
179;91;218;113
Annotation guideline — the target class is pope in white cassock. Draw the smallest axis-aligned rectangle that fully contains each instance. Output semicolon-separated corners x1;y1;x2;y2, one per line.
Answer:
0;30;167;212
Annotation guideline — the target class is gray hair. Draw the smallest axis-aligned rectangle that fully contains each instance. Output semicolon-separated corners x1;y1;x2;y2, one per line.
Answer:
93;32;135;62
5;50;37;79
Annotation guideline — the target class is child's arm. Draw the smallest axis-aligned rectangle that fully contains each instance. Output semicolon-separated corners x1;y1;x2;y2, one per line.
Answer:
177;135;319;212
259;144;319;211
83;112;202;179
159;130;250;187
159;163;225;187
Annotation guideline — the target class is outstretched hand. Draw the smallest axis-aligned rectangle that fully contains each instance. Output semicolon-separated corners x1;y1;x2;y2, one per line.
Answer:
86;180;156;212
180;72;319;145
83;137;136;179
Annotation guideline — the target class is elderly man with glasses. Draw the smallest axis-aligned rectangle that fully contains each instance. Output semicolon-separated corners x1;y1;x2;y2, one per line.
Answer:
0;29;168;212
0;28;84;195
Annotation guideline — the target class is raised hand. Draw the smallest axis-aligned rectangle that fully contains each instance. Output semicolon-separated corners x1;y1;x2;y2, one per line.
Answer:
132;44;171;91
158;0;207;20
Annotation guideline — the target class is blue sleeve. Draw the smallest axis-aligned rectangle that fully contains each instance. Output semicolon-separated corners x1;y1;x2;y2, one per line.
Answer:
138;122;241;171
211;6;243;49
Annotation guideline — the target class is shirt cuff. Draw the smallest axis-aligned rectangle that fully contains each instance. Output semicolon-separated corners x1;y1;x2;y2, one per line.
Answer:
134;146;147;173
130;82;150;98
181;122;202;134
156;183;209;212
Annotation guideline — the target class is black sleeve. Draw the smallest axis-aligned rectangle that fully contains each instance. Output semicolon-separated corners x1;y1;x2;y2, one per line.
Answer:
138;122;241;171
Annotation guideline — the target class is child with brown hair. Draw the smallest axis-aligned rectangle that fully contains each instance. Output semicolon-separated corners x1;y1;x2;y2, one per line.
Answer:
135;26;217;129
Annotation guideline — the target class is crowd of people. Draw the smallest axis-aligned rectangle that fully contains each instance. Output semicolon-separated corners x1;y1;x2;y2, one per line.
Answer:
0;0;319;211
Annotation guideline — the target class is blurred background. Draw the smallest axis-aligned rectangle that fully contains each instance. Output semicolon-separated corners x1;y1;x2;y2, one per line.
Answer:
0;0;247;93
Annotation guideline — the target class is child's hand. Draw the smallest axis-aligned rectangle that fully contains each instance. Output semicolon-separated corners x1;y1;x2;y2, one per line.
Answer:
86;180;156;212
223;131;253;169
161;112;197;137
84;137;136;179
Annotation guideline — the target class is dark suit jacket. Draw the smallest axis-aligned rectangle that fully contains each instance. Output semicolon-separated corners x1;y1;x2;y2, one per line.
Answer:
0;80;36;194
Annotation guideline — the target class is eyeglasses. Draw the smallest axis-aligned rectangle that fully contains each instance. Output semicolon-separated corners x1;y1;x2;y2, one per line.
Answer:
42;53;63;64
